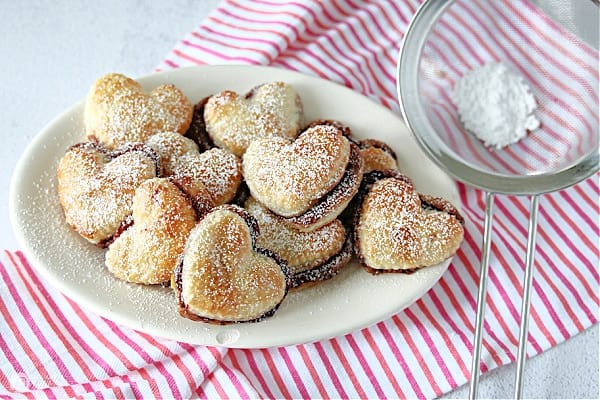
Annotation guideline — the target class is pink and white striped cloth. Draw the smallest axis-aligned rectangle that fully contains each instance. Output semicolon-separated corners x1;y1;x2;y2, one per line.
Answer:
2;0;598;398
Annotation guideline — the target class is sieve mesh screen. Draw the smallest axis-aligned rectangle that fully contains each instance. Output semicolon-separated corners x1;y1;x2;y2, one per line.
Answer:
416;0;599;177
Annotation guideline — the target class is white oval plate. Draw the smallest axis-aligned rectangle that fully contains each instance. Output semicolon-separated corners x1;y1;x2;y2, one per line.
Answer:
9;65;460;348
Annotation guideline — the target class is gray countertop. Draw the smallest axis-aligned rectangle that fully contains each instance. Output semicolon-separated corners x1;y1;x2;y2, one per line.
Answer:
1;1;597;398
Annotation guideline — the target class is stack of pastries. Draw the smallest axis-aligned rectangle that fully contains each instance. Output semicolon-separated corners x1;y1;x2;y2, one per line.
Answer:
56;73;464;324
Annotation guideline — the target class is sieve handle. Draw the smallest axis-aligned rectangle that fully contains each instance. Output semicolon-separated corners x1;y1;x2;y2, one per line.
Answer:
468;194;541;399
468;191;495;400
514;195;540;399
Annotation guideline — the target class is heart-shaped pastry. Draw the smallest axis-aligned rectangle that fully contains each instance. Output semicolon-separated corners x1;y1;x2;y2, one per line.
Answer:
84;73;193;149
204;81;303;156
358;139;398;173
146;131;243;205
57;142;159;246
243;123;363;230
174;205;291;324
105;178;201;284
354;171;464;273
244;197;352;289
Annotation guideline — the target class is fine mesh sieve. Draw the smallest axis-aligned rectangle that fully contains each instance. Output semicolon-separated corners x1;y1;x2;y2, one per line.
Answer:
397;0;599;398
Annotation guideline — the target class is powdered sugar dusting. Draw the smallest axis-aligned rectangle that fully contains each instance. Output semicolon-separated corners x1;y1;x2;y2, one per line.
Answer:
146;132;242;205
57;143;158;244
453;62;540;149
85;73;192;149
242;125;350;217
358;177;464;270
204;82;303;156
245;197;346;272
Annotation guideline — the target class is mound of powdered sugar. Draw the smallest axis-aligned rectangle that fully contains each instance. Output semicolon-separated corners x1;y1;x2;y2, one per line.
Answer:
453;62;540;149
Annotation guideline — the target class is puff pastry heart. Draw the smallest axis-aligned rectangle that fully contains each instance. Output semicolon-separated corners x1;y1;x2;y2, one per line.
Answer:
57;142;159;246
243;124;354;218
354;171;464;273
244;197;352;289
105;178;201;284
174;205;291;324
204;81;303;156
84;73;193;149
146;131;242;205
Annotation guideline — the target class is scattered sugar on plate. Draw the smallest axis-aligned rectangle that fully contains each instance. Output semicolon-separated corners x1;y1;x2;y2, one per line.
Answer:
452;61;540;149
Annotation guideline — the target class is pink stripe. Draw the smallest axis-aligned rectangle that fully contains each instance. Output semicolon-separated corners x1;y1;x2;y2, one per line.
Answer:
516;0;599;71
361;327;407;397
226;1;302;37
162;59;179;69
312;341;349;399
218;362;251;399
277;347;310;398
537;205;599;291
13;252;181;398
473;3;595;143
0;258;75;386
328;338;369;398
417;297;471;379
237;349;276;399
344;333;386;398
544;194;597;255
175;44;258;64
283;4;388;96
206;15;285;52
259;348;293;399
10;252;121;379
491;205;594;328
0;324;31;391
190;30;273;59
295;346;330;398
404;308;458;388
338;4;396;96
184;35;269;60
457;194;520;350
437;274;508;366
376;321;424;398
485;208;573;341
500;195;599;302
575;180;599;212
324;1;395;97
104;325;180;399
284;44;353;85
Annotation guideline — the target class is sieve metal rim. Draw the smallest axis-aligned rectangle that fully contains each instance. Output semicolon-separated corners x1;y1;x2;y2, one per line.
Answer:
396;0;599;196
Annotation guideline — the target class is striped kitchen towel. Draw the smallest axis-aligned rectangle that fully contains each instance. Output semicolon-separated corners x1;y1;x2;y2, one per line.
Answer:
2;0;598;399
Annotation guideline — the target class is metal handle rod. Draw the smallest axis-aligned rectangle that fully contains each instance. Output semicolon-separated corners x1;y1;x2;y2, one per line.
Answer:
514;195;540;399
468;191;495;400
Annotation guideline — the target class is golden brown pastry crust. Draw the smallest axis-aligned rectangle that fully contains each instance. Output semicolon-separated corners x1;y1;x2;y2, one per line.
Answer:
84;73;193;149
105;178;200;284
242;124;361;224
174;205;291;324
278;140;363;232
244;197;352;288
146;131;242;205
358;139;398;173
57;142;159;246
354;170;464;273
204;81;303;156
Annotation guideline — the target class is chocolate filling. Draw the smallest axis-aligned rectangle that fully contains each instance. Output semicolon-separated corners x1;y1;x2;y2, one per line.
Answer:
291;227;354;289
184;96;215;152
